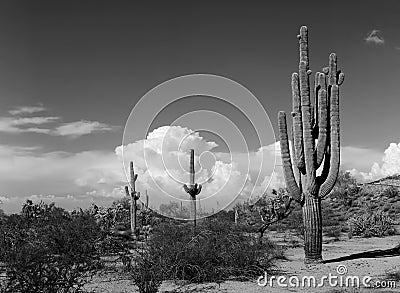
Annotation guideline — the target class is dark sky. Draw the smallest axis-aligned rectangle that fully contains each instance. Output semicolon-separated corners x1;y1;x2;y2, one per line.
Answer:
1;0;399;150
0;0;399;213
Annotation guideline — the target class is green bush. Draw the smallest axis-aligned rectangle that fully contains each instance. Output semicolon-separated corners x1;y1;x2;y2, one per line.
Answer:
347;209;397;238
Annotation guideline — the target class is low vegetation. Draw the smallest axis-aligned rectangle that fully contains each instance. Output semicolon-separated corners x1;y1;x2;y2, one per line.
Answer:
0;200;102;293
0;171;399;292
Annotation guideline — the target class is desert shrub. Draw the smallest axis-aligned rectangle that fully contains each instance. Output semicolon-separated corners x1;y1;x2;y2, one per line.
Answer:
383;204;391;212
322;216;340;227
381;186;399;199
146;218;281;284
385;269;400;282
347;209;397;238
330;171;360;207
324;226;341;241
89;199;162;255
0;200;102;293
282;208;304;238
236;189;294;241
129;249;163;293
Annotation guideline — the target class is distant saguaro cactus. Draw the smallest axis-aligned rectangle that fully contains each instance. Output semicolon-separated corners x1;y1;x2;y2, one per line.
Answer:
278;26;344;263
183;149;202;227
125;161;140;237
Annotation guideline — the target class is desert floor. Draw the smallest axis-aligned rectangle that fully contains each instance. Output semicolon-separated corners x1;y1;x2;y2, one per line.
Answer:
85;233;400;293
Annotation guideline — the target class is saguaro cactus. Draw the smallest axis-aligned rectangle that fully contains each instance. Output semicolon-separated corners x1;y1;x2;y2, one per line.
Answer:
183;149;202;227
278;26;344;263
125;161;140;237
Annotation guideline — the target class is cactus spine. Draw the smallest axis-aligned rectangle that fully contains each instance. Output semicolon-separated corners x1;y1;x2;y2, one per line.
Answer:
183;149;202;227
125;161;140;237
278;26;344;263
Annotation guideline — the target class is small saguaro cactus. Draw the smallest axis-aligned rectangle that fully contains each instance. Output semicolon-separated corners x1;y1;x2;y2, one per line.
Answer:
145;189;149;209
183;149;202;227
278;26;344;263
125;161;140;237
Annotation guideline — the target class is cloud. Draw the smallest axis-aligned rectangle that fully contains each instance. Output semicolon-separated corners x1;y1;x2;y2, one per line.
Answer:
9;106;47;115
0;117;59;134
0;114;115;138
1;122;392;214
12;117;60;125
0;195;10;203
116;126;279;211
349;142;400;182
0;125;281;213
365;29;385;45
0;143;126;213
52;120;115;138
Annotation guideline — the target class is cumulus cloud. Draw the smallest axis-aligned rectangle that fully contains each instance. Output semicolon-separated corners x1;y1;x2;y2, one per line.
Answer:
0;195;10;203
349;142;400;182
365;29;385;45
2;122;392;214
115;126;280;211
0;143;126;214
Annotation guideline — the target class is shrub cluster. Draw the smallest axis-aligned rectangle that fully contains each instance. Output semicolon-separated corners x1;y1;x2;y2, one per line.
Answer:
0;200;102;293
131;216;280;286
347;210;397;238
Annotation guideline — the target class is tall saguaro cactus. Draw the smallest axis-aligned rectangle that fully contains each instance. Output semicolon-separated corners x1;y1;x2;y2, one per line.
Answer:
183;149;202;227
125;161;140;237
278;26;344;263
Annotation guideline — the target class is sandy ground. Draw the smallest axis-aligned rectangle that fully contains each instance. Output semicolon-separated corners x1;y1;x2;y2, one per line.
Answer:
85;233;400;293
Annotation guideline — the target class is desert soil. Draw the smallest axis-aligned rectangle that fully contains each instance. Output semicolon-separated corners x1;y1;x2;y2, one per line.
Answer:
85;233;400;293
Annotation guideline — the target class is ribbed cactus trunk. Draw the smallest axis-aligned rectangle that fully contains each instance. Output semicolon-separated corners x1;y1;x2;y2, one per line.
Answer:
126;161;140;237
302;195;322;260
278;26;344;263
190;149;196;225
183;149;202;229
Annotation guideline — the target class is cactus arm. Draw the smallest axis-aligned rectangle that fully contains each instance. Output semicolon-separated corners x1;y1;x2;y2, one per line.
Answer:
299;63;317;194
290;124;302;195
196;184;202;195
320;84;340;198
317;145;330;185
292;73;305;173
338;72;345;86
314;87;328;169
290;124;304;203
278;111;301;202
183;184;190;194
298;26;309;65
327;53;337;86
298;26;317;195
130;161;136;192
312;71;320;134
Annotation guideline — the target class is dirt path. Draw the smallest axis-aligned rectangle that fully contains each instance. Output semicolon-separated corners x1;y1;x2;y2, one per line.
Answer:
85;234;400;293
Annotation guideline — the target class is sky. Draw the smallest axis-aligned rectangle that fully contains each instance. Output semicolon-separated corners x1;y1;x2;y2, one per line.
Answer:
0;0;400;214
